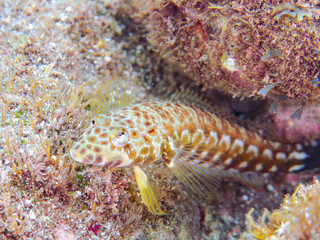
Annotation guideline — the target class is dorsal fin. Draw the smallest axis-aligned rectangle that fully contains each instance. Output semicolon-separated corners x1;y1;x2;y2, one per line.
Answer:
169;89;214;111
91;76;141;115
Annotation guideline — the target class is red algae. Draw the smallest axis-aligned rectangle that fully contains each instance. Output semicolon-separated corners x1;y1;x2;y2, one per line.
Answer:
131;0;320;103
0;0;319;239
274;103;320;142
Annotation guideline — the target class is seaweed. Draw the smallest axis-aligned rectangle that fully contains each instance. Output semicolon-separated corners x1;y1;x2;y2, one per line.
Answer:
244;179;320;240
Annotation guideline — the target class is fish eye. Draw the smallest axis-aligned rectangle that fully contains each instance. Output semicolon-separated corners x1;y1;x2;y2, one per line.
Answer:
91;119;96;125
110;127;128;147
117;131;125;137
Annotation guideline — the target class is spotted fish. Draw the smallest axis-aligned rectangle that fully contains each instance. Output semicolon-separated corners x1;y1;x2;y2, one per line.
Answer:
70;77;319;215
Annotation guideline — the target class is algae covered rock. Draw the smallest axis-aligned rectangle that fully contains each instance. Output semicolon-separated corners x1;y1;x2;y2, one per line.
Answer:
133;0;320;103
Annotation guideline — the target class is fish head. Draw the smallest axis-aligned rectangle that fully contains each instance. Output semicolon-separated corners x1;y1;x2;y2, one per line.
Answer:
70;114;133;167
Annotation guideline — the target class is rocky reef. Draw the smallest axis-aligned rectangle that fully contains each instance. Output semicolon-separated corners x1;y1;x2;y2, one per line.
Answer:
0;0;319;239
131;0;320;104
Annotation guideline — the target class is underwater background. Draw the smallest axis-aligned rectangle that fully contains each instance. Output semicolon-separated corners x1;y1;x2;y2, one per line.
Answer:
0;0;319;239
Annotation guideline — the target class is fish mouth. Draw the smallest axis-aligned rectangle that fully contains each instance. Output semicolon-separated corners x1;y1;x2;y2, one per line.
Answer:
70;145;126;167
69;147;87;163
69;142;96;164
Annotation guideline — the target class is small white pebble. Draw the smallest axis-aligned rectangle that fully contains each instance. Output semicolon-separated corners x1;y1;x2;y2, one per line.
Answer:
267;184;275;192
305;212;311;219
66;6;73;12
24;199;33;207
242;195;249;201
104;55;112;63
223;57;238;72
29;212;36;220
75;191;82;198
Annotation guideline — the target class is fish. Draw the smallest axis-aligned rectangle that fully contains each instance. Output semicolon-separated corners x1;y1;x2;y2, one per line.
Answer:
70;77;320;215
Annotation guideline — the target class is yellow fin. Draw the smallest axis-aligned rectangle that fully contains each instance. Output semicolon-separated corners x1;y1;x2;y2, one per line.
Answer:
134;166;166;215
165;135;221;196
91;76;140;115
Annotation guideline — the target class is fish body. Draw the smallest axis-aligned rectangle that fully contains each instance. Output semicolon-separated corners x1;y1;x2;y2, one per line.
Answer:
70;80;319;214
71;101;313;173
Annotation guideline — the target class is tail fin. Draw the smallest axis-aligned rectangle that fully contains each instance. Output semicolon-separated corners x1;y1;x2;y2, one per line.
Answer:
300;140;320;171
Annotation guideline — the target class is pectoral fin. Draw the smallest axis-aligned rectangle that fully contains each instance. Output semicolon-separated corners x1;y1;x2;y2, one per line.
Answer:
163;134;221;196
134;166;166;215
163;132;264;192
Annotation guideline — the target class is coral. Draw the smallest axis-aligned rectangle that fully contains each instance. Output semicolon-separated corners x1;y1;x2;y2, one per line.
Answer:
243;179;320;240
131;0;320;103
